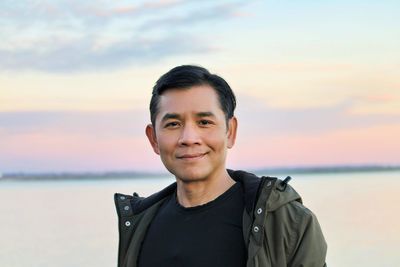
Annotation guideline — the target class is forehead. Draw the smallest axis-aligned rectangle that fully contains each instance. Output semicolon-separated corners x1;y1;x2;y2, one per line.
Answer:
157;85;223;116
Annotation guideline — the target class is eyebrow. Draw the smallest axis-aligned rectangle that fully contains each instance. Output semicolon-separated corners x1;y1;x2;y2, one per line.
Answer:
196;112;216;118
160;112;216;122
161;113;181;122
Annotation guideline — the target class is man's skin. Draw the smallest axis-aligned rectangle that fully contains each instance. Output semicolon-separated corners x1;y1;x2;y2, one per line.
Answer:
145;84;238;207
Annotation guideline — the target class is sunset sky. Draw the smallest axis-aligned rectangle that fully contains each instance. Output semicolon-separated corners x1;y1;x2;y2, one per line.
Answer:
1;0;399;173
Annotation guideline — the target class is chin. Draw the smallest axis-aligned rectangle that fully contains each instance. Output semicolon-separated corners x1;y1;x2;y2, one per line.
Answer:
169;167;209;183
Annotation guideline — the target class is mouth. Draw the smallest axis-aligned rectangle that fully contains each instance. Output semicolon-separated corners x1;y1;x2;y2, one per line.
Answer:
177;152;208;160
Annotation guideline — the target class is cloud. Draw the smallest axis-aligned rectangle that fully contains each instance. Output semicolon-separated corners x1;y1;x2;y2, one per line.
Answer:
137;1;248;31
235;94;400;135
0;110;149;136
0;0;250;72
93;0;185;17
0;0;183;23
0;35;212;72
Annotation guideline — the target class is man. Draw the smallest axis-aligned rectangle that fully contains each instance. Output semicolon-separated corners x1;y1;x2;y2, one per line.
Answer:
114;65;327;267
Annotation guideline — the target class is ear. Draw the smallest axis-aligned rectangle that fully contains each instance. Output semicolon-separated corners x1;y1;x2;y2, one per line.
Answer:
226;116;237;149
145;124;160;155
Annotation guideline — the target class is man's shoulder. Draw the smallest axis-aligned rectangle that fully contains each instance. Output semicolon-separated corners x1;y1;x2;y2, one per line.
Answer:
114;182;177;217
270;194;317;227
268;179;326;241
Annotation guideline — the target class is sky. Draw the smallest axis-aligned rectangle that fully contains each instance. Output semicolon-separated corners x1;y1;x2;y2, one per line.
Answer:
1;0;399;173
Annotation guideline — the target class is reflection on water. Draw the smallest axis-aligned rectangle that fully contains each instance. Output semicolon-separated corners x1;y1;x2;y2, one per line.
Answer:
0;171;399;267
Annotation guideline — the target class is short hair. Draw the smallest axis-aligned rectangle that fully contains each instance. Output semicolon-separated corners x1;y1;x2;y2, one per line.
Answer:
149;65;236;126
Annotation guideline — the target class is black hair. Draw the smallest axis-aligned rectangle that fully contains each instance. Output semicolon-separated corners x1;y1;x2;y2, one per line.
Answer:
149;65;236;126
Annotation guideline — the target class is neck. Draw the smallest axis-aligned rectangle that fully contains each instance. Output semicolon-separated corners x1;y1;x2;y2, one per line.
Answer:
176;169;235;208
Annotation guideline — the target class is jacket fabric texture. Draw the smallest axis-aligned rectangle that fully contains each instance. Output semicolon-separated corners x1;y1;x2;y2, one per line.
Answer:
114;169;327;267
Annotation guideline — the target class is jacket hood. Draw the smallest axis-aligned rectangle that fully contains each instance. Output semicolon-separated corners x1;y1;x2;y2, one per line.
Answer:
227;169;302;212
266;181;302;211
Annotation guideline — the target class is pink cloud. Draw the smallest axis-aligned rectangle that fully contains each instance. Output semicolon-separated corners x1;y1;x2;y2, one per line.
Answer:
0;132;163;172
228;123;400;169
2;122;399;173
361;94;398;103
1;105;399;172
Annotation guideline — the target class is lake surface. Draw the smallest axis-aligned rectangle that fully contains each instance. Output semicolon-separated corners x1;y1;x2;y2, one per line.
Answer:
1;171;399;266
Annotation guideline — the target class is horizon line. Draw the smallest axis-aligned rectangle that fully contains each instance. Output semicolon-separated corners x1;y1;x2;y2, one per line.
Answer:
1;164;400;180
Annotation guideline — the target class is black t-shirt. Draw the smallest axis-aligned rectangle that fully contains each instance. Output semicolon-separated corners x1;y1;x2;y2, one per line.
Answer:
138;182;247;267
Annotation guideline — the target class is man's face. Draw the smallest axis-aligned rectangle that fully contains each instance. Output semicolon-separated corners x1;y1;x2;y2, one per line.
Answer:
146;85;237;183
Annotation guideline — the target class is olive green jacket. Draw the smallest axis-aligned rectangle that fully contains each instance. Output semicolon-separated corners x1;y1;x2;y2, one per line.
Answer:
114;170;327;267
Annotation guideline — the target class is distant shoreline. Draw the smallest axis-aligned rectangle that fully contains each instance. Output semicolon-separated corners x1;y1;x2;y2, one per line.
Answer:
1;165;399;182
0;171;162;181
254;165;400;175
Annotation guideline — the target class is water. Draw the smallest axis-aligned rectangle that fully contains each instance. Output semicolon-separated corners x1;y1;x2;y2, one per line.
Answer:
0;171;399;267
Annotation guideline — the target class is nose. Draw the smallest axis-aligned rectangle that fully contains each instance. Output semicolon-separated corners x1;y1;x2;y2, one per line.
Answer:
178;123;201;146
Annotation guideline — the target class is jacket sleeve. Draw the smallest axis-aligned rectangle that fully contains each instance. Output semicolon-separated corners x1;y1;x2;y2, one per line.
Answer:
288;202;327;267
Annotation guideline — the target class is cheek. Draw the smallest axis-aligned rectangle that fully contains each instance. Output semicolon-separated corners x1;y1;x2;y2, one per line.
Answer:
157;133;177;153
205;132;228;150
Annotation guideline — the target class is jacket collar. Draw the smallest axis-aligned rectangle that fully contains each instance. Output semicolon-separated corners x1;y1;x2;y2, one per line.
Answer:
227;169;269;214
132;182;177;214
131;169;268;215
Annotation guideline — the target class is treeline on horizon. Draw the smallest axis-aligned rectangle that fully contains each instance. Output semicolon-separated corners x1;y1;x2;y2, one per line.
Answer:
1;165;400;181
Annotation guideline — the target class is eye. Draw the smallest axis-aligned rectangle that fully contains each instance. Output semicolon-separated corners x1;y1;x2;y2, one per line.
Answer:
199;120;213;126
164;121;180;128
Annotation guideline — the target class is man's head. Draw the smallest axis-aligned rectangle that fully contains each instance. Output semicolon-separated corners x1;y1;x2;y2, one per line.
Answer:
146;65;238;182
149;65;236;128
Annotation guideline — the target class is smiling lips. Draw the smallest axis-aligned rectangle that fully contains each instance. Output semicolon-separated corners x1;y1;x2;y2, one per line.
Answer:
177;152;207;160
